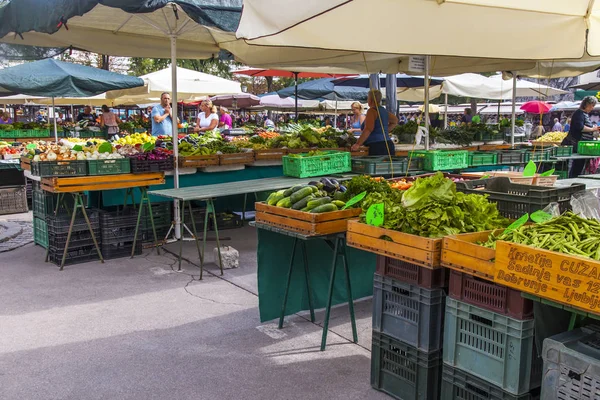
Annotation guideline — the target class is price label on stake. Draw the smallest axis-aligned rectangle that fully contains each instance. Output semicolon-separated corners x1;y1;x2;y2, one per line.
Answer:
503;213;529;234
366;203;384;227
530;210;553;223
540;168;555;177
523;161;536;177
342;191;367;210
26;143;36;150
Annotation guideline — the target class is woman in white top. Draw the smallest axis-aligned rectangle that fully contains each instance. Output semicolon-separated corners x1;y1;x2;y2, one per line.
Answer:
195;100;219;133
100;105;121;138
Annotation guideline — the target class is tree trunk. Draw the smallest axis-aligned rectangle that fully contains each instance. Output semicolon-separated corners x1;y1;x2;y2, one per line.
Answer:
470;98;477;116
100;54;110;70
265;76;273;93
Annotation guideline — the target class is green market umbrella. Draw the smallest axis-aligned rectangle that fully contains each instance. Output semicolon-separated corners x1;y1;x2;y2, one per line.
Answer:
0;59;144;140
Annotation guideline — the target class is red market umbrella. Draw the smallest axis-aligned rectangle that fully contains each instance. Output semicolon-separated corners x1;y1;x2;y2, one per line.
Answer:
232;68;355;119
210;93;260;109
520;101;552;114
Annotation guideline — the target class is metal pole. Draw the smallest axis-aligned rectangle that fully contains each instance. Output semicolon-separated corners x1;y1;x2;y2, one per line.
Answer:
294;72;299;121
511;74;517;146
70;104;74;123
334;93;338;127
444;93;448;129
424;56;430;150
170;36;181;239
52;97;58;142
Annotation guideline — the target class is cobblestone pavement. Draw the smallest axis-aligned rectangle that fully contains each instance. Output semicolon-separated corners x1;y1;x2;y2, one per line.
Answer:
0;220;33;253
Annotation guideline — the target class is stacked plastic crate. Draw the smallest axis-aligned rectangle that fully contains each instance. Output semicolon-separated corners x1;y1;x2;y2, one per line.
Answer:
0;163;27;215
441;270;542;400
31;181;73;249
99;208;142;259
46;210;101;266
371;256;447;400
140;202;172;242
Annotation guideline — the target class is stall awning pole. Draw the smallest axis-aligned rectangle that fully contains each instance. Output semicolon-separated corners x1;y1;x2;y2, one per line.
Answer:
294;72;299;121
52;97;58;142
424;56;430;151
511;74;517;147
334;93;338;127
170;36;181;239
444;93;448;129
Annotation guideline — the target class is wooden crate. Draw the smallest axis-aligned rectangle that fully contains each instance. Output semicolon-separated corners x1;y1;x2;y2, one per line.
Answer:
442;230;499;281
478;144;512;151
346;220;443;268
20;155;31;171
41;172;165;193
350;147;369;157
179;154;219;168
495;241;600;315
218;152;255;166
254;202;360;236
254;149;287;161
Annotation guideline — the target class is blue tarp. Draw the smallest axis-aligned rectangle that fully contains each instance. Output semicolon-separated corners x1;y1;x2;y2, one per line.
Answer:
277;78;369;101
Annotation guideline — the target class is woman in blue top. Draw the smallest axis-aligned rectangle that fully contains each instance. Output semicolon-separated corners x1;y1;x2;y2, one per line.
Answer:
351;90;398;156
348;101;366;136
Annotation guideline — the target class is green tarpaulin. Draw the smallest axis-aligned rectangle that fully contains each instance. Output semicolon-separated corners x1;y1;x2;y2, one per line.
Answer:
256;229;376;323
574;90;599;100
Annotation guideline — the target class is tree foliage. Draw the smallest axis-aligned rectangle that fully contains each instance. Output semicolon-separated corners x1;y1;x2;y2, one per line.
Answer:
129;57;240;79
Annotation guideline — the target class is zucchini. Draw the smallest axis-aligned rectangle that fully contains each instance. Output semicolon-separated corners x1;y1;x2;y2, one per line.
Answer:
333;191;346;201
290;187;314;203
292;195;314;210
306;197;331;210
310;203;338;213
276;196;292;208
332;200;346;208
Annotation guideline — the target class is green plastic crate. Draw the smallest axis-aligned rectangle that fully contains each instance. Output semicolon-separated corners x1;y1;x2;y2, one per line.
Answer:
552;146;573;157
523;149;552;162
468;151;498;167
371;331;442;400
578;141;600;155
556;170;568;179
409;150;469;171
282;151;351;178
443;297;542;396
33;217;48;248
87;158;131;175
351;156;408;175
32;189;78;219
31;160;87;177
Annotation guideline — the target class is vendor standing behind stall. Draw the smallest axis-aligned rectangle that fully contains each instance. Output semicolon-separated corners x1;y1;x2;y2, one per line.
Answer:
351;89;398;156
562;96;600;178
194;99;219;133
100;105;121;140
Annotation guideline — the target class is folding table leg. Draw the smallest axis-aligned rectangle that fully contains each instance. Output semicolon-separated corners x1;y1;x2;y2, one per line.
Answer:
45;192;64;263
279;237;298;329
208;199;223;275
187;201;204;279
341;237;357;343
143;188;159;255
79;194;103;265
58;194;80;271
178;200;186;271
200;202;211;279
321;237;340;351
301;241;315;323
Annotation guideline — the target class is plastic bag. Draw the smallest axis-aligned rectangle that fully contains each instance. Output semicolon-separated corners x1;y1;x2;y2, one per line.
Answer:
570;190;600;220
542;202;561;217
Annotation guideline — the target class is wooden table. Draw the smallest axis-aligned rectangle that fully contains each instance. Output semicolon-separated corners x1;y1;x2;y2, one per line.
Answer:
38;172;165;270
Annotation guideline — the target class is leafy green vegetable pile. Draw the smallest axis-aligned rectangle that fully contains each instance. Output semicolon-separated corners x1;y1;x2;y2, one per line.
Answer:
359;172;508;237
482;212;600;260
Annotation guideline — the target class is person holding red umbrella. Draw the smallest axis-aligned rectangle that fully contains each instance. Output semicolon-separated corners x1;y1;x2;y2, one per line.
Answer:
562;96;600;177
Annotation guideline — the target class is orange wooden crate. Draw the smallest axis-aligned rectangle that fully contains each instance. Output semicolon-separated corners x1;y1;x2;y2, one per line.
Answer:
255;202;360;236
218;152;255;166
20;155;31;171
495;241;600;315
442;230;499;281
346;220;443;268
179;154;219;168
478;144;512;151
254;149;287;161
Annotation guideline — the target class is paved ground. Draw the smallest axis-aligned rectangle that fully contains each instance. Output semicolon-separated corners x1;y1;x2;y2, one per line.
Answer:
0;215;383;400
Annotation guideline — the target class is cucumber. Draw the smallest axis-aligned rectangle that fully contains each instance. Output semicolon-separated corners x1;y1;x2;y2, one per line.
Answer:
306;197;331;210
292;195;314;210
268;192;285;206
290;187;314;204
307;185;319;193
283;185;303;197
310;203;338;213
301;207;310;212
333;191;346;201
332;200;346;208
276;196;292;208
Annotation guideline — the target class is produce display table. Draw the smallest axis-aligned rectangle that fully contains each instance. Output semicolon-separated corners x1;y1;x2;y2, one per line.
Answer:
33;172;165;270
252;222;376;350
148;175;356;277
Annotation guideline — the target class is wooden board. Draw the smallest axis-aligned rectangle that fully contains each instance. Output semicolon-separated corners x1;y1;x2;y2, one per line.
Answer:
442;230;499;281
218;152;255;166
495;241;600;315
20;156;31;171
254;202;360;236
41;172;165;193
255;149;287;161
478;144;513;151
346;220;443;268
179;155;219;168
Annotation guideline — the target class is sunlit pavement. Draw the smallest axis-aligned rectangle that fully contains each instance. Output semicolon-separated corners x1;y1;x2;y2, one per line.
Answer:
0;225;384;400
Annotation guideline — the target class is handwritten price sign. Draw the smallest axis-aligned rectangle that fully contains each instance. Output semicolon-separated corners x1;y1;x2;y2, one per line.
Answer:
495;241;600;313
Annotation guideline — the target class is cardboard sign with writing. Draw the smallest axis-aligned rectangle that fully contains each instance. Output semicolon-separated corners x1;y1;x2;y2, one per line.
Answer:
495;241;600;314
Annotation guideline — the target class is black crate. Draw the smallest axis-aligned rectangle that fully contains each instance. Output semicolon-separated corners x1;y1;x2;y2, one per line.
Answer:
0;185;28;215
100;208;143;244
47;244;101;266
0;167;25;186
182;207;208;232
371;331;442;400
456;177;585;220
129;156;174;173
101;240;142;260
497;151;525;164
48;229;101;250
46;211;100;235
33;190;79;219
211;212;242;231
142;226;171;242
141;202;172;231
